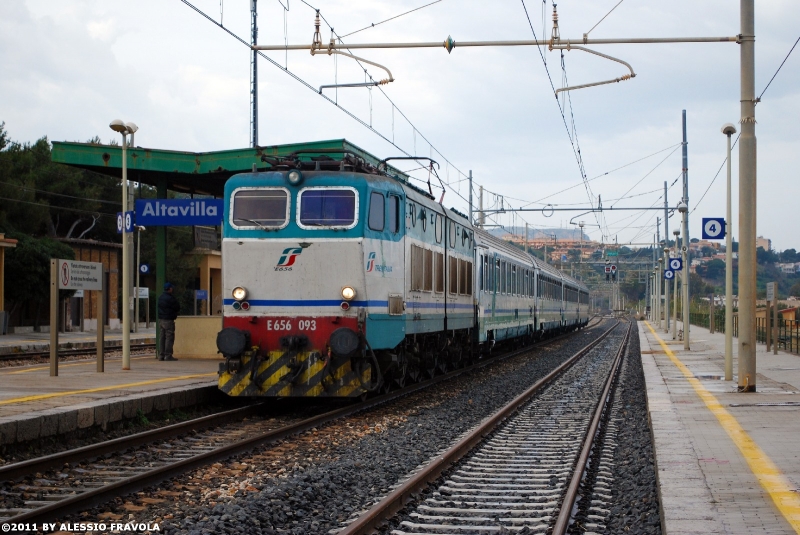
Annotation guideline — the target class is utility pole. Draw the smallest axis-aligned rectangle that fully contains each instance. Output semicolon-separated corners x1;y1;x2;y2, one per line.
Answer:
656;220;661;327
738;0;757;392
681;111;691;350
468;170;473;225
525;223;529;255
722;123;737;381
478;186;485;227
663;181;670;333
250;0;259;148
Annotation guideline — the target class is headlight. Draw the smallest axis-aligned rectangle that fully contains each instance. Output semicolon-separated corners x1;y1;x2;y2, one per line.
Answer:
341;286;356;301
232;286;248;301
287;169;303;186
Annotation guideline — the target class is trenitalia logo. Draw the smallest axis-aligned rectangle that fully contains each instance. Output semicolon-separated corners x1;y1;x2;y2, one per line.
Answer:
365;251;392;273
276;247;303;271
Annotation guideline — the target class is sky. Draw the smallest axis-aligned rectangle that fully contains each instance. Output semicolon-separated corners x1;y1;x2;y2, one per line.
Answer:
1;0;798;251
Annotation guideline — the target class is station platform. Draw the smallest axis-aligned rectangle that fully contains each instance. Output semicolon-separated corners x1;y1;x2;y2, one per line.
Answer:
0;353;221;446
0;327;156;355
639;320;800;534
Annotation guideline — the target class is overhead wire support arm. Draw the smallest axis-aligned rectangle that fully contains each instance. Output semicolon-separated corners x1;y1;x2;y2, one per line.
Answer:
253;36;739;52
550;44;635;94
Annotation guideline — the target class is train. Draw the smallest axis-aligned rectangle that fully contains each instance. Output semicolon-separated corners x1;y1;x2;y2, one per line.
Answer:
215;150;590;398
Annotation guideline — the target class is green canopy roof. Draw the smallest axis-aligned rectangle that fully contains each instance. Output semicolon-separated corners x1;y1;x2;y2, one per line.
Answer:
51;138;404;197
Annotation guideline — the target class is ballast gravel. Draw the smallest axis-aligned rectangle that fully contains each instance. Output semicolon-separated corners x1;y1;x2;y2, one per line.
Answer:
85;320;656;535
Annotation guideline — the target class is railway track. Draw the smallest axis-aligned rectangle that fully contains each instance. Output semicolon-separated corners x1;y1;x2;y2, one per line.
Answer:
0;343;157;363
0;320;605;526
338;319;631;535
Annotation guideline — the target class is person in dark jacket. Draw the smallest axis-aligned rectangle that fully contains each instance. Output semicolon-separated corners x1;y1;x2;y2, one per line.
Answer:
158;282;181;361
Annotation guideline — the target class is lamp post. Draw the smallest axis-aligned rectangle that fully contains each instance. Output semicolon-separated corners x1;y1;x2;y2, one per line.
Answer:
662;240;670;332
657;257;664;326
134;225;146;334
673;228;680;340
722;123;737;381
678;200;690;349
109;119;138;371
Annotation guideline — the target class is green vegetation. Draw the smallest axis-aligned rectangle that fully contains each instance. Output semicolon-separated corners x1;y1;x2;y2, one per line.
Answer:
0;122;206;327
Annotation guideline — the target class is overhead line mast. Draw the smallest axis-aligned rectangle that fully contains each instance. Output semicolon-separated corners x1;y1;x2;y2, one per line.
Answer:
250;0;258;148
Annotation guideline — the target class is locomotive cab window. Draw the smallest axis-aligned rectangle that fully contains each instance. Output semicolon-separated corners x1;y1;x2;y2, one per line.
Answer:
231;187;289;229
368;192;385;231
298;187;358;229
388;195;400;233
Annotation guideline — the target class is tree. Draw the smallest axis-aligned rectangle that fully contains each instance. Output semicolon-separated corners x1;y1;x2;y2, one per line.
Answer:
790;281;800;298
756;246;778;265
4;233;75;329
705;259;726;280
0;125;121;241
780;249;798;263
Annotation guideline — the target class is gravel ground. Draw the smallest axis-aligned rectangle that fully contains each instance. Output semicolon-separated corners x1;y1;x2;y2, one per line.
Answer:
600;325;661;535
86;322;614;535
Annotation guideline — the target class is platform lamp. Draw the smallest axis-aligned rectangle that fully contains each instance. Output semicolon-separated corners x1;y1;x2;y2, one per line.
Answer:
721;123;737;381
109;119;138;371
657;257;664;326
672;229;680;340
662;240;670;333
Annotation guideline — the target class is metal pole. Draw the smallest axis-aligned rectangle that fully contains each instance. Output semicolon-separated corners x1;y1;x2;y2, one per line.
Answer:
681;111;691;350
121;133;131;370
97;274;105;373
254;35;739;51
525;223;529;254
664;182;670;332
468;170;473;224
251;0;259;147
774;292;779;355
673;230;679;340
50;259;58;377
135;227;141;333
478;185;485;227
710;294;716;334
738;0;756;391
723;124;736;380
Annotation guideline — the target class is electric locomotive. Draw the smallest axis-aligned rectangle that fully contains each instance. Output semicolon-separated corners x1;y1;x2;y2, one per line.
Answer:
216;149;588;398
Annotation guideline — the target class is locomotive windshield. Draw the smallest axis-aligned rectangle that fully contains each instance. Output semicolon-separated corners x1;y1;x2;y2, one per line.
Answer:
298;187;357;228
231;188;289;228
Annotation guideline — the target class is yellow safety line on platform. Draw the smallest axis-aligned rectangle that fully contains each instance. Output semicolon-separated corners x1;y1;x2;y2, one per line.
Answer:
0;373;216;406
645;321;800;533
5;355;154;375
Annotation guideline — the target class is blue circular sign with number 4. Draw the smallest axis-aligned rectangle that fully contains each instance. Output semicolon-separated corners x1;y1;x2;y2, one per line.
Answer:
664;269;675;280
702;217;726;240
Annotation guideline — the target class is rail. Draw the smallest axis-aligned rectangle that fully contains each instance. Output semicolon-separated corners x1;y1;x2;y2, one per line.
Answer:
0;324;596;524
336;320;622;535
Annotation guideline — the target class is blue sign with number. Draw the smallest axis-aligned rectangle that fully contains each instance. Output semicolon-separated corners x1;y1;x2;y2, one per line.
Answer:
664;269;675;280
702;217;726;240
117;211;134;233
139;264;150;274
669;258;683;271
136;199;223;226
195;289;208;300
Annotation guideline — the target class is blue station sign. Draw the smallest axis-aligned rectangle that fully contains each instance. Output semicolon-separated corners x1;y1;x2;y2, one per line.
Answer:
135;199;223;226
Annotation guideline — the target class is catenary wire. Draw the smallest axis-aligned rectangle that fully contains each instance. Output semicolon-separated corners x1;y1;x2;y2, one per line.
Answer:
757;35;799;103
339;0;444;38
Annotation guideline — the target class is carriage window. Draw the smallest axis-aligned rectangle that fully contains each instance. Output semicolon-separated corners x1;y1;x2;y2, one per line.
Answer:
368;192;385;231
389;195;400;233
511;265;517;295
435;214;443;243
434;252;445;293
449;221;456;248
298;188;357;228
231;188;289;228
449;257;459;295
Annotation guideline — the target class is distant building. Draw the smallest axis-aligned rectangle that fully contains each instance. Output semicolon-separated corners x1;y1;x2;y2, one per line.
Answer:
756;235;772;251
779;262;800;274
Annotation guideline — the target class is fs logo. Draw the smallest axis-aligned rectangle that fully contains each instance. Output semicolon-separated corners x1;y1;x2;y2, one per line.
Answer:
365;252;392;273
275;247;303;271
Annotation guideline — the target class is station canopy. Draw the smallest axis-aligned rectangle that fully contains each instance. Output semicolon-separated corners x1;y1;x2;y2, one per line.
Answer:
51;138;405;198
